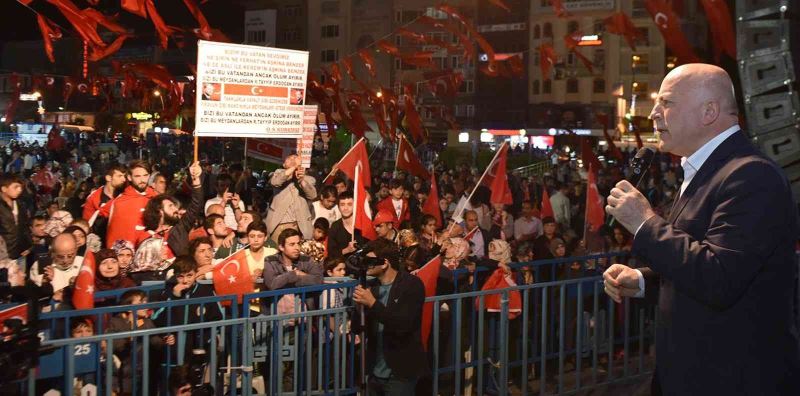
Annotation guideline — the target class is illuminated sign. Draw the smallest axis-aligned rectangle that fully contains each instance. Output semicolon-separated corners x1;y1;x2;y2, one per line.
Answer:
19;93;42;101
128;112;154;121
577;35;603;46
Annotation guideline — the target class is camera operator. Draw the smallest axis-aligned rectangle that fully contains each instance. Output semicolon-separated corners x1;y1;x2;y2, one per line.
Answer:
352;239;427;395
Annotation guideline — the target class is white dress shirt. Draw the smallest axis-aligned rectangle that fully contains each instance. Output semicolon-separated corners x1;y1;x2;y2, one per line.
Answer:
631;125;741;297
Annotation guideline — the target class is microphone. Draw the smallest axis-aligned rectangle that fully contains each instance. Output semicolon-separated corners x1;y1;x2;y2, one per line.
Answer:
608;147;656;228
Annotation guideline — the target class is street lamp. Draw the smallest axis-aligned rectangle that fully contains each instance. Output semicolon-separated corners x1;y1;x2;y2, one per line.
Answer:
153;90;164;110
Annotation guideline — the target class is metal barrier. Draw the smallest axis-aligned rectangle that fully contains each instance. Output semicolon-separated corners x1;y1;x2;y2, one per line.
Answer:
514;160;552;179
23;307;357;396
15;253;656;395
427;253;655;396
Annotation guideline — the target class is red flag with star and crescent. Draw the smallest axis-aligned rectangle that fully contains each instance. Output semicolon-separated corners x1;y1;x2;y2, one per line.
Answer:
212;248;253;305
396;135;430;179
422;168;443;228
645;0;701;63
73;250;96;310
414;256;442;351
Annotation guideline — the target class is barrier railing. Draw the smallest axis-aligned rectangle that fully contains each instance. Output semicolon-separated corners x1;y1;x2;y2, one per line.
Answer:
514;160;552;179
25;307;357;396
14;253;656;395
427;253;655;395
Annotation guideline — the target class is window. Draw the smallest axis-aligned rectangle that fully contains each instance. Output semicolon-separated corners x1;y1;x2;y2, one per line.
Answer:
401;10;420;23
594;19;606;34
395;59;416;70
247;30;266;43
321;1;339;14
566;52;575;66
425;7;448;19
593;49;605;71
451;55;461;69
534;51;540;66
533;80;540;94
593;78;605;93
395;10;402;22
466;105;475;117
395;35;402;46
543;79;552;94
543;23;553;38
533;25;541;39
632;81;649;95
283;5;302;17
321;25;339;38
282;28;300;42
567;78;578;93
632;0;648;18
567;21;579;34
634;27;649;47
321;49;339;62
541;0;551;6
631;53;649;73
458;79;474;94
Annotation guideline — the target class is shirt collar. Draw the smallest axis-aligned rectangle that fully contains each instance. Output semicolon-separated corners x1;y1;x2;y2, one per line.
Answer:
681;125;740;176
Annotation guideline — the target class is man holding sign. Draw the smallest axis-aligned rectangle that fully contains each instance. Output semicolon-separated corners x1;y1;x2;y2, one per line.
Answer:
265;154;317;244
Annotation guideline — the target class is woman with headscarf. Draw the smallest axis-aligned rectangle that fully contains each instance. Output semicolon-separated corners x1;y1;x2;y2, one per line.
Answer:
64;225;88;257
111;240;135;277
94;249;137;293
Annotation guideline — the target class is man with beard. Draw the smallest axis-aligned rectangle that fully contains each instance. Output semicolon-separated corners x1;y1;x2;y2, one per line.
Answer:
140;161;204;258
327;190;365;259
263;228;323;291
100;160;157;248
84;164;126;241
204;214;233;260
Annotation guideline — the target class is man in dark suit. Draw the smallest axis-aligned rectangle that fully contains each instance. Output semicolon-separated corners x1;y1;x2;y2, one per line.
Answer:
603;64;800;395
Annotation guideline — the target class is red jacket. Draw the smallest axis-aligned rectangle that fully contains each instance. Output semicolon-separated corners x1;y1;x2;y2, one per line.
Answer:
100;186;156;248
83;187;114;222
376;197;410;229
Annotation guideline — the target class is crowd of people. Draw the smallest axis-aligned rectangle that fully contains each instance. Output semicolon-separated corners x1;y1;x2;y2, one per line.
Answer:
0;132;685;394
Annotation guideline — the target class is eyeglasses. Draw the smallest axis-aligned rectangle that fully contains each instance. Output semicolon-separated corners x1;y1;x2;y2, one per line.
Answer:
54;253;76;260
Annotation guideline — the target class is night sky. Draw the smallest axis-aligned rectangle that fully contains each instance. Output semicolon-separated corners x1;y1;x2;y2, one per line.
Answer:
0;0;244;45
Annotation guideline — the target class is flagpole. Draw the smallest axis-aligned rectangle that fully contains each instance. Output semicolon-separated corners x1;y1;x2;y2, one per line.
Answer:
367;138;383;160
393;135;403;177
243;138;248;169
352;162;360;243
323;137;366;184
448;141;509;233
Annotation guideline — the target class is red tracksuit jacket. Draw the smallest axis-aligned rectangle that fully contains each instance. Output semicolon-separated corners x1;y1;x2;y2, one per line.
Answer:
100;186;156;248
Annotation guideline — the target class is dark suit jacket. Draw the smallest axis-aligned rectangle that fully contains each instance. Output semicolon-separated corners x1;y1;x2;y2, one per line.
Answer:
632;131;800;395
353;271;428;380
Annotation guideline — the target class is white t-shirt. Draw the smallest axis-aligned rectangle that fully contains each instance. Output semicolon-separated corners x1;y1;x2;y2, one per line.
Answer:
312;201;342;225
205;197;246;230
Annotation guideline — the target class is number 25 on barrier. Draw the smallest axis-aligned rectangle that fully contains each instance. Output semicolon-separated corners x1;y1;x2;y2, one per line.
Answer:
74;343;92;356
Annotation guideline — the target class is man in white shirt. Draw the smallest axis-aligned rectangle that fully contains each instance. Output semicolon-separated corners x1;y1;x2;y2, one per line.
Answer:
549;183;571;229
602;63;800;395
30;233;83;298
513;200;542;243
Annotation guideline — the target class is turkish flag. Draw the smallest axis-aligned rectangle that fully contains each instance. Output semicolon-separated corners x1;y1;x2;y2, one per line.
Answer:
551;0;570;17
225;84;287;97
539;43;557;79
422;169;442;228
122;0;147;18
488;144;513;206
604;12;642;51
335;138;372;187
488;0;511;12
699;0;736;62
357;48;377;78
212;248;254;305
396;135;430;179
414;256;442;351
564;32;594;72
585;164;605;233
354;161;377;241
182;0;212;40
36;15;62;63
477;269;522;319
596;113;623;161
403;84;426;143
645;0;700;63
73;250;96;310
0;304;28;330
580;138;602;171
540;187;554;219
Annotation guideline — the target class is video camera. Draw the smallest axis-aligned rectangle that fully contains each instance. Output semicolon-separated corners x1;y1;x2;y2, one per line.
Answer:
345;248;384;287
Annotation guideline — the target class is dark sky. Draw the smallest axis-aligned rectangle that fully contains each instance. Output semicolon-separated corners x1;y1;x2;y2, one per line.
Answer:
0;0;243;43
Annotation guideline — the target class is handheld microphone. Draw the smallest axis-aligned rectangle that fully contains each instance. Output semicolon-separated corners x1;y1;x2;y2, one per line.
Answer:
608;147;655;228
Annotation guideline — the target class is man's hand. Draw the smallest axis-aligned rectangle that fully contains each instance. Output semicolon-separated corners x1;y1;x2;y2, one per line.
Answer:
294;167;305;181
231;193;241;209
343;241;357;255
353;285;377;308
189;161;202;187
43;266;55;283
605;180;657;234
222;190;234;204
603;264;642;303
221;231;235;248
293;269;308;277
163;334;176;346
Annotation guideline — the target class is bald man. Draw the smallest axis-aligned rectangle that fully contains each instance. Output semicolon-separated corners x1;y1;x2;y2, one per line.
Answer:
30;233;83;292
604;64;799;395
